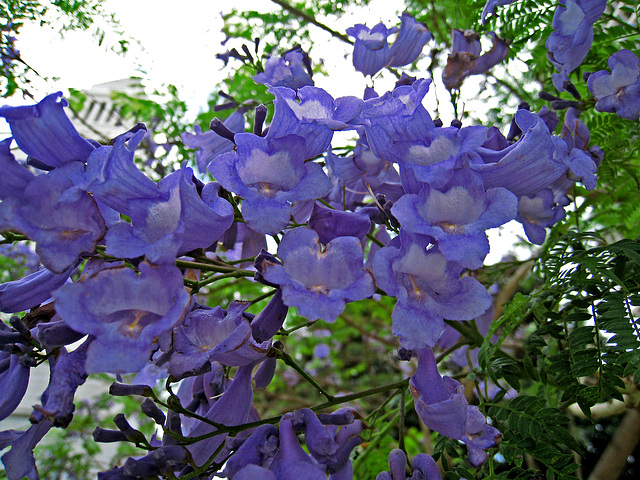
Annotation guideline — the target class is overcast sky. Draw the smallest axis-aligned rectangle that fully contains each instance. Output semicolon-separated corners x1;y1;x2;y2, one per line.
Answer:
13;0;405;112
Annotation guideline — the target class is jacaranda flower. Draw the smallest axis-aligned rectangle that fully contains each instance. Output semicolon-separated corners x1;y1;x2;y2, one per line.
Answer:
587;49;640;120
257;227;375;322
546;0;606;92
53;262;191;374
373;231;492;350
208;133;331;234
410;347;501;467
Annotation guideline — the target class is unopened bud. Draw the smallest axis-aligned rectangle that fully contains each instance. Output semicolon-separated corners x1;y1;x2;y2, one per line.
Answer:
210;118;237;143
109;382;154;397
563;80;581;100
254;104;268;136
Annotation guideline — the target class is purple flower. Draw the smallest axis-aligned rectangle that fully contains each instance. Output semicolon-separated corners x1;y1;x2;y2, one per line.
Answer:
387;13;432;68
392;168;517;268
325;134;402;210
410;347;501;467
587;49;640;120
376;449;442;480
186;362;256;466
208;133;331;234
269;413;326;479
372;231;492;349
346;23;396;76
0;161;106;273
0;265;73;314
481;0;519;24
182;111;245;174
0;138;33;199
254;49;314;90
347;14;431;76
82;128;166;218
473;109;597;196
104;165;234;264
53;262;191;374
267;85;362;160
0;351;30;422
308;203;371;245
31;338;90;428
395;124;488;192
1;419;53;480
516;188;566;245
223;424;279;479
561;107;603;167
0;92;94;169
546;0;607;91
354;78;435;162
168;301;272;379
258;227;375;322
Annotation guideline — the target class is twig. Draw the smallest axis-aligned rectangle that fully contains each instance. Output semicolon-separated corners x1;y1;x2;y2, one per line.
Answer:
274;348;335;401
493;259;535;318
270;0;353;44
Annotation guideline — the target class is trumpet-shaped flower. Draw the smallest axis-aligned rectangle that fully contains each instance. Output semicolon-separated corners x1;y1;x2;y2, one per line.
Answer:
257;228;375;322
546;0;606;91
104;165;234;264
208;133;330;234
372;231;492;349
392;168;517;268
0;92;94;169
410;347;501;467
254;49;314;90
53;262;191;374
587;49;640;120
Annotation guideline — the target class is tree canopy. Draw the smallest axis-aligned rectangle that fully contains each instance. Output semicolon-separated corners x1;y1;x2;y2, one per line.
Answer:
0;1;639;479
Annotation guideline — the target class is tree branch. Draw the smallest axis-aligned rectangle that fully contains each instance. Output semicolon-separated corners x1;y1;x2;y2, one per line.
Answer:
588;401;640;480
270;0;352;44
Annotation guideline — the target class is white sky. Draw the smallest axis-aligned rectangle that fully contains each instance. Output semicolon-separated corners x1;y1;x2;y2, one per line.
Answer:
12;0;406;112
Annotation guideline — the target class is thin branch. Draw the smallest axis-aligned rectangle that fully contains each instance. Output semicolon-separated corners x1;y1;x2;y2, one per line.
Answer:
270;0;352;44
493;259;535;318
274;348;335;401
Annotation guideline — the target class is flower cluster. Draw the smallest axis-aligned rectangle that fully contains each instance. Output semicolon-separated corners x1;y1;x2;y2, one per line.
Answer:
0;5;615;480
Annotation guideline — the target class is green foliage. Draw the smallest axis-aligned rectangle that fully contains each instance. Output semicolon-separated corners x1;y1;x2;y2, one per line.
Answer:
109;82;190;177
1;1;127;97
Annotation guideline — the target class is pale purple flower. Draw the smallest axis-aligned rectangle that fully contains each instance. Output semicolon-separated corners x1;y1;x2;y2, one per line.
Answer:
346;23;396;76
53;262;191;374
182;111;245;173
254;49;314;90
0;92;94;169
0;161;106;273
587;49;640;120
392;168;517;268
257;227;375;322
410;347;501;467
372;231;492;350
546;0;607;92
104;165;234;264
208;133;331;234
168;301;272;379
